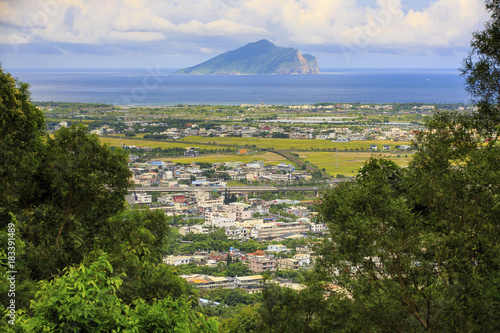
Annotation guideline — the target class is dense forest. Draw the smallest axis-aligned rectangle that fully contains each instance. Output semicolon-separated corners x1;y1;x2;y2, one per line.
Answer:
1;1;499;331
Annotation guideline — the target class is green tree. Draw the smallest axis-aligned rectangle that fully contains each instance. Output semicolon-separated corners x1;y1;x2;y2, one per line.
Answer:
462;0;500;137
0;66;45;211
20;124;132;281
8;256;218;332
315;2;500;329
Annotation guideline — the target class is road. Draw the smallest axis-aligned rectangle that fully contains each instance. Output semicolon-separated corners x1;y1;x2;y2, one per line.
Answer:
132;180;349;193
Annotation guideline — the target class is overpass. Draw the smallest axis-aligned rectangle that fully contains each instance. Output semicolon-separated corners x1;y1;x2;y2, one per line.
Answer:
131;179;349;196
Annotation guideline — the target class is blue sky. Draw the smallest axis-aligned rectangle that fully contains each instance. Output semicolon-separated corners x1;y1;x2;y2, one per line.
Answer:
0;0;488;69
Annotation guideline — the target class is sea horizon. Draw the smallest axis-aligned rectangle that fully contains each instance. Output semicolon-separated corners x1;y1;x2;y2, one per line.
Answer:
7;67;470;106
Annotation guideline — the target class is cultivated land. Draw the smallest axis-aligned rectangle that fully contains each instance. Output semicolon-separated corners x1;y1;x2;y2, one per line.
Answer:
39;102;444;178
159;152;292;165
99;136;216;150
179;136;409;151
298;151;413;176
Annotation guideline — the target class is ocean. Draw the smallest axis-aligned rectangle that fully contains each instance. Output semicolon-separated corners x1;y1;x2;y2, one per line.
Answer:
7;68;470;106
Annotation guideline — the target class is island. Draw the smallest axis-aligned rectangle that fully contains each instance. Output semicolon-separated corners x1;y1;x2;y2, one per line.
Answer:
175;39;320;75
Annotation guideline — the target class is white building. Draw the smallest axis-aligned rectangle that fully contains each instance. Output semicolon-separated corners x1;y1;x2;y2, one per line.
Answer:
163;255;193;266
267;244;289;253
310;223;325;233
134;192;152;204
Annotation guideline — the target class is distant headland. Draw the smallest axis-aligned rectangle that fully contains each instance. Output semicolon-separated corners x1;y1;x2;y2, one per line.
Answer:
175;39;320;75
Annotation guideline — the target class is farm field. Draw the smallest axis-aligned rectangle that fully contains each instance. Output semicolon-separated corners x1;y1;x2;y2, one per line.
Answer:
99;136;215;150
180;136;411;151
159;152;291;165
299;152;413;177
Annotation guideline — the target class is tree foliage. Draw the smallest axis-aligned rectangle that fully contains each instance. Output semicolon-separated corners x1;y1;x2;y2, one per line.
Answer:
313;3;500;330
462;0;500;137
6;256;218;332
0;67;218;331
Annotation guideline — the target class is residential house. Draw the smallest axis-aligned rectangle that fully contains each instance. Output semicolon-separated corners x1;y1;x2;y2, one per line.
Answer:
266;244;289;253
184;147;199;157
249;255;277;273
163;255;193;266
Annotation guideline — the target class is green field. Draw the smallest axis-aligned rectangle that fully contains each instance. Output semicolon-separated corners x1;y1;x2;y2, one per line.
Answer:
159;152;290;165
99;135;414;176
99;136;215;149
299;152;413;176
180;136;411;151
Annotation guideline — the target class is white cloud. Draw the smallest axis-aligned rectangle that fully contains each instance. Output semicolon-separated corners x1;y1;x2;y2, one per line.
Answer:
0;0;489;61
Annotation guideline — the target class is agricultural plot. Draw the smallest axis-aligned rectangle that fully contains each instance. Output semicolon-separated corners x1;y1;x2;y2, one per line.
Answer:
160;152;291;165
299;152;413;176
99;136;215;150
180;136;411;151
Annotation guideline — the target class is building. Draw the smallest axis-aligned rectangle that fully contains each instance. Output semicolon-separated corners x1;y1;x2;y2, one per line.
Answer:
184;147;200;157
310;223;325;233
293;253;311;267
284;206;310;218
233;275;263;289
179;225;209;236
249;256;276;273
266;244;289;253
277;258;300;270
181;275;235;290
134;192;152;204
163;255;193;266
250;222;310;240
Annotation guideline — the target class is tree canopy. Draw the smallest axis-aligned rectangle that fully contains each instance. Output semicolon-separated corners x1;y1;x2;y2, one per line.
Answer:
0;66;217;332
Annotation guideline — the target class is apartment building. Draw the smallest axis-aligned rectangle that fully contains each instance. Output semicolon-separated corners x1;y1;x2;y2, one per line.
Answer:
248;256;276;273
250;222;310;240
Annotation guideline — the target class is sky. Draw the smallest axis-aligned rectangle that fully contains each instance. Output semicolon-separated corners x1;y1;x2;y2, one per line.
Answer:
0;0;489;69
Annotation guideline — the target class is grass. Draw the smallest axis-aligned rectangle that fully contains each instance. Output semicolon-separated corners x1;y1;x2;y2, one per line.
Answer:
99;135;413;177
180;136;411;151
299;152;413;176
99;136;215;149
158;152;291;164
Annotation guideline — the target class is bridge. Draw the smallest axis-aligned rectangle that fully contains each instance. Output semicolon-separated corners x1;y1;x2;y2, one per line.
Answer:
131;179;349;196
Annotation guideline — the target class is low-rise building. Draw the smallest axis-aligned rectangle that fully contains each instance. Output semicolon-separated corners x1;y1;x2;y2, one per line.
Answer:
182;275;235;290
250;222;310;240
163;255;193;266
249;256;276;273
234;275;263;289
284;206;310;218
266;244;289;253
277;258;300;270
134;192;152;204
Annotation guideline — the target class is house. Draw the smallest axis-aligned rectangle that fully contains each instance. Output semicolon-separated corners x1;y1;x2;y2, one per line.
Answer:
134;192;152;204
369;145;378;150
250;222;310;240
182;275;235;290
184;147;200;157
234;275;264;292
173;195;186;203
163;255;193;266
249;256;277;272
382;145;391;151
266;244;289;253
310;223;325;233
293;253;311;267
284;206;309;218
277;258;300;270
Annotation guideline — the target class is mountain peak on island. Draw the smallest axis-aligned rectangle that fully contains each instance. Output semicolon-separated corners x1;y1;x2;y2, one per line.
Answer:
175;40;320;75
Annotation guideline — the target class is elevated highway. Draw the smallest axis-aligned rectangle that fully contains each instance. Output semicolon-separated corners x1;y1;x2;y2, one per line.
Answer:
131;179;349;196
